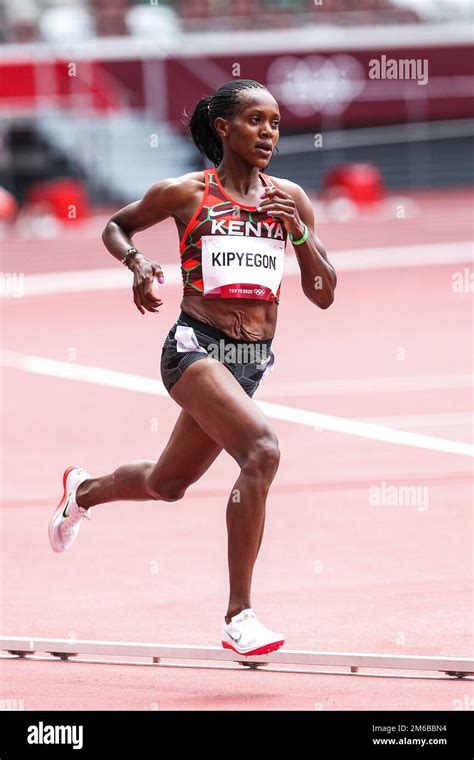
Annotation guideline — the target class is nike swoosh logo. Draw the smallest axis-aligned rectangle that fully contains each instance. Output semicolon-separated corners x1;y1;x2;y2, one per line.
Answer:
229;632;242;644
209;206;238;218
62;494;71;519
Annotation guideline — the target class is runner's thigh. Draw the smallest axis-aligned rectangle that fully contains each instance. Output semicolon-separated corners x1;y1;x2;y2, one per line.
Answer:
169;357;278;465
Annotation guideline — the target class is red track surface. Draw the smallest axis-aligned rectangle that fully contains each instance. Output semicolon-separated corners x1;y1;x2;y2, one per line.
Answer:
1;188;472;710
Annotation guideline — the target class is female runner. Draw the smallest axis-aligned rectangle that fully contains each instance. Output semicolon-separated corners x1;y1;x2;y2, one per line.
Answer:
49;79;336;657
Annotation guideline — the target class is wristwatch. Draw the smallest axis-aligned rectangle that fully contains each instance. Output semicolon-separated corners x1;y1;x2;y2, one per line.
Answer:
121;247;141;267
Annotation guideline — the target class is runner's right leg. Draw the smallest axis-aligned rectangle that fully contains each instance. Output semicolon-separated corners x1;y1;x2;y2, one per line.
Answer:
75;409;223;507
167;357;281;625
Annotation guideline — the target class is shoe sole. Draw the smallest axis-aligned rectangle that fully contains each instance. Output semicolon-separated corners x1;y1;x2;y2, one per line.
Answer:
48;465;80;553
221;639;285;657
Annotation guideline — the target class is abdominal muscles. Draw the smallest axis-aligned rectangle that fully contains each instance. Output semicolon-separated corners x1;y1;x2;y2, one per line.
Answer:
180;295;277;341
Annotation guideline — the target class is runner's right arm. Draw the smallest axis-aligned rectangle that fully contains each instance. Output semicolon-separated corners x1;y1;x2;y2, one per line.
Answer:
102;178;189;315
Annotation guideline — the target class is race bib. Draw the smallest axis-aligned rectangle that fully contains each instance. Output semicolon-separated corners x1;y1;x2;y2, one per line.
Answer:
201;235;285;300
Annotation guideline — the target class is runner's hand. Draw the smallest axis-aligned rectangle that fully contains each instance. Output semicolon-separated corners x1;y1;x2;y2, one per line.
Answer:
257;186;305;238
129;255;164;315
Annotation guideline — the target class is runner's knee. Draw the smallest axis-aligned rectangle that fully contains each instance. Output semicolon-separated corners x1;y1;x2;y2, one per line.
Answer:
239;431;280;480
145;477;187;503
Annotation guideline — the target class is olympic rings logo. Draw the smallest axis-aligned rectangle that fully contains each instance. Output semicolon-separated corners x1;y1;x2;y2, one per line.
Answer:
266;54;366;116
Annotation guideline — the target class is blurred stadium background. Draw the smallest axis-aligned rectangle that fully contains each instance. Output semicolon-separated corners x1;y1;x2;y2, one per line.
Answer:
0;0;472;220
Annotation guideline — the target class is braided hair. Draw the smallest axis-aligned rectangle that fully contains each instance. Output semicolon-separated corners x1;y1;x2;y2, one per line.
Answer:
186;79;271;167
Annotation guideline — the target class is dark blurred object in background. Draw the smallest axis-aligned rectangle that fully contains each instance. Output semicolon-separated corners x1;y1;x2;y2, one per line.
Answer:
2;0;40;43
88;0;132;38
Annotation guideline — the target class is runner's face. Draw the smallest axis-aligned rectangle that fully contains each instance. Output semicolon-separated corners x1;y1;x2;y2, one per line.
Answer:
221;91;280;167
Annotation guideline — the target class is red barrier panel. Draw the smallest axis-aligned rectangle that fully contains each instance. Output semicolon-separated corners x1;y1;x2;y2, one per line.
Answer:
24;179;91;221
0;187;19;222
322;164;385;205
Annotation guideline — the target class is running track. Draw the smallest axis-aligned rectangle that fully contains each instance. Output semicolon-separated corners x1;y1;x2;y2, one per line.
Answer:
1;188;473;710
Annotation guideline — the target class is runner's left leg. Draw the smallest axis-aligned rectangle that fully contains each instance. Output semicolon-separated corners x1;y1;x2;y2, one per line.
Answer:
75;409;222;507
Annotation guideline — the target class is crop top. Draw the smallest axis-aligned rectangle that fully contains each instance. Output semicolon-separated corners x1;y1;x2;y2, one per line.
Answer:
179;167;287;302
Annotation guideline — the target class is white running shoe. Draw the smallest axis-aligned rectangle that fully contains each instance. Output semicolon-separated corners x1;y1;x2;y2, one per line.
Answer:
221;608;285;656
49;465;92;553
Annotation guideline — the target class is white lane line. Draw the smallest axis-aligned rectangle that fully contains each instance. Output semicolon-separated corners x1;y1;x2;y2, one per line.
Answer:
255;401;474;457
1;349;473;458
257;373;474;398
0;350;167;396
356;411;473;429
284;240;473;273
1;240;472;298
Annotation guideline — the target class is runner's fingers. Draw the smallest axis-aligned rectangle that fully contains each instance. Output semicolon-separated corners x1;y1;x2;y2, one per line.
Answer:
264;204;295;215
142;280;162;304
267;209;294;220
133;281;160;313
132;287;145;315
263;203;296;217
260;186;290;201
153;264;165;284
139;275;162;308
140;291;161;312
258;198;294;212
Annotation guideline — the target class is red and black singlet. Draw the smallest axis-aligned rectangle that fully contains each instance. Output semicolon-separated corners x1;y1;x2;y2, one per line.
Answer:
179;167;287;303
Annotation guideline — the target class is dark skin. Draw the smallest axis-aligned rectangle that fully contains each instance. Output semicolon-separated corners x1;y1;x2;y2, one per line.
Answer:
76;89;336;625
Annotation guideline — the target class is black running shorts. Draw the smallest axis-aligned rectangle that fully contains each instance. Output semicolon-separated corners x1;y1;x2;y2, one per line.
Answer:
160;310;275;397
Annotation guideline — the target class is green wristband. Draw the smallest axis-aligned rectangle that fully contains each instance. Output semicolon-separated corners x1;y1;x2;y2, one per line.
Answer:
289;224;309;246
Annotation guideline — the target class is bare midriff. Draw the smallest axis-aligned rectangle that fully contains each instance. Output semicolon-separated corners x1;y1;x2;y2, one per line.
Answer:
179;295;278;342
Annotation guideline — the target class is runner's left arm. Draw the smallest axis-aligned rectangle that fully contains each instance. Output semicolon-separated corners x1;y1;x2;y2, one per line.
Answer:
258;183;336;309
